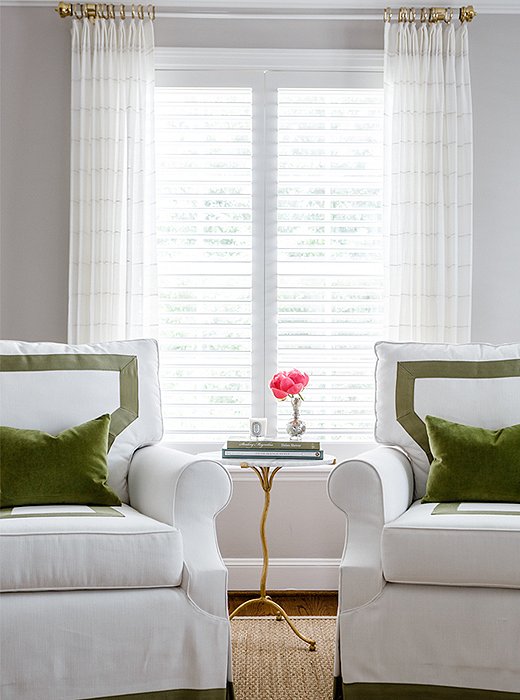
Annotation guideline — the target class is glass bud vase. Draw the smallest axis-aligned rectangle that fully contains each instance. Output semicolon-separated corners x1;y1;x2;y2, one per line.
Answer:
286;396;306;440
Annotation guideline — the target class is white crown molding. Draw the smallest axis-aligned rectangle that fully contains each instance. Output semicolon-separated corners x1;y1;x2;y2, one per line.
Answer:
225;557;341;590
2;0;520;14
155;47;383;71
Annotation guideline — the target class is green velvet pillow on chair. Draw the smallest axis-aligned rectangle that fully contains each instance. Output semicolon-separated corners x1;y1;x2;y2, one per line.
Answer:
422;415;520;503
0;414;121;508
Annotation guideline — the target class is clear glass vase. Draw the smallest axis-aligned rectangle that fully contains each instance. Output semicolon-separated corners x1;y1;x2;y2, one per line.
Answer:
286;396;306;440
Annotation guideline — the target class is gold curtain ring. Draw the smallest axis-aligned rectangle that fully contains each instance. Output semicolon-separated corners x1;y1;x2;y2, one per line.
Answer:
383;7;392;22
408;7;416;22
119;3;125;19
147;4;155;20
131;3;136;18
398;7;408;22
137;4;144;19
420;7;429;22
444;7;453;23
108;3;115;18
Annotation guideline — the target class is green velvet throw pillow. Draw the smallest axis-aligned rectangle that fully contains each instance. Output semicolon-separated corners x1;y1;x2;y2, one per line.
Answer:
0;415;121;508
422;415;520;503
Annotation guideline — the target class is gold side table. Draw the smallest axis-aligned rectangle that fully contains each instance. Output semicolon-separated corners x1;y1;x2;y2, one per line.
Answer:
221;454;334;651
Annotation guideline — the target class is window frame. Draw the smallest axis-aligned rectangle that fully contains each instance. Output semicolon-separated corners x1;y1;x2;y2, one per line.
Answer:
155;47;383;462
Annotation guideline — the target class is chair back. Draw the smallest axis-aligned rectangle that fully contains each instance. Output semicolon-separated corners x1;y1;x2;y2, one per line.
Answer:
374;341;520;497
0;339;163;502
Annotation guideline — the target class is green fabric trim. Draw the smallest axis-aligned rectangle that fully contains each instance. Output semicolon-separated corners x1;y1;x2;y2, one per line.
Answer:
90;684;234;700
432;502;520;516
338;681;520;699
0;353;139;449
0;506;123;519
395;359;520;464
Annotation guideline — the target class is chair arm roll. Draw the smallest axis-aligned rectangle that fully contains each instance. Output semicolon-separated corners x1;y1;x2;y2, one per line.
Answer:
327;446;413;611
128;445;233;618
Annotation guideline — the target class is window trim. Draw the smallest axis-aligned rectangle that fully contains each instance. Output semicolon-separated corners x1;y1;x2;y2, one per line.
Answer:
155;48;383;73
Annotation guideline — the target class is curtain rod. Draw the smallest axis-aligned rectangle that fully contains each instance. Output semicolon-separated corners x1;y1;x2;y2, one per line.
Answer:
56;2;156;20
55;3;476;23
384;6;477;23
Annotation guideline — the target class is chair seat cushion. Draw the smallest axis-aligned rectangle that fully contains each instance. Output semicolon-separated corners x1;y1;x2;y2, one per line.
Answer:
382;500;520;589
0;504;183;592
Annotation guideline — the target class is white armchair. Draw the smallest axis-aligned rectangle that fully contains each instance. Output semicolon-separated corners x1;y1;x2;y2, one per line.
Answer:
328;341;520;700
0;339;234;700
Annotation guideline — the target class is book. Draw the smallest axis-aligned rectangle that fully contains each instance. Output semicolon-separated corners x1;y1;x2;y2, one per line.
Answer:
222;449;324;460
226;439;321;451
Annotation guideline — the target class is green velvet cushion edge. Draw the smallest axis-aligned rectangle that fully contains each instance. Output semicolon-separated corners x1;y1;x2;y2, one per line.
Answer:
335;679;520;699
422;415;520;503
0;415;121;508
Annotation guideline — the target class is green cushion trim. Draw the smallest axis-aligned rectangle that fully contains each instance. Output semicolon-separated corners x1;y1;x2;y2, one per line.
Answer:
432;502;520;516
0;416;121;508
339;681;520;699
0;353;139;449
0;505;123;519
90;684;233;700
422;416;520;503
395;359;520;463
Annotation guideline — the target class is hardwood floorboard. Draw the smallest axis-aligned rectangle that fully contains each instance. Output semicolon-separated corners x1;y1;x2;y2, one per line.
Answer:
228;591;338;616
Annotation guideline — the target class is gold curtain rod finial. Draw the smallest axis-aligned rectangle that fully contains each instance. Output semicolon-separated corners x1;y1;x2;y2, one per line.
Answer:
55;1;72;17
460;5;477;22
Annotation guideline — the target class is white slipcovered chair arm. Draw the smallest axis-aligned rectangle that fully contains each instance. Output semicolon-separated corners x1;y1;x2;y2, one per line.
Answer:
327;446;413;611
128;445;232;618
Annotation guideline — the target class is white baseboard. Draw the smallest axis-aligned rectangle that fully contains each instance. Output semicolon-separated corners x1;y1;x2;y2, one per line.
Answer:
225;557;340;591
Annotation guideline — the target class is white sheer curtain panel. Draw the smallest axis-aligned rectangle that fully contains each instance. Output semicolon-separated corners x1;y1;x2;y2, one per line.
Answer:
68;18;158;344
384;21;473;342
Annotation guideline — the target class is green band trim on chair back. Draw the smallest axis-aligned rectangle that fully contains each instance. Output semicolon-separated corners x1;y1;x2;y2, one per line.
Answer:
0;353;139;448
395;359;520;463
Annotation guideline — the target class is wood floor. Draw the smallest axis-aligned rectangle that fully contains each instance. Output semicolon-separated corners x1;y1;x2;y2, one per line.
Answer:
228;591;338;616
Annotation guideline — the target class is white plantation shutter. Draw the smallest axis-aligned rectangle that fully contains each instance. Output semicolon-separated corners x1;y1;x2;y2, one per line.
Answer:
155;86;253;440
276;87;384;439
156;67;384;443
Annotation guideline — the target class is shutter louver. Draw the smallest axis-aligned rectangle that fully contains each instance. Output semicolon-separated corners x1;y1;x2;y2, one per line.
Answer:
276;88;384;440
156;87;253;441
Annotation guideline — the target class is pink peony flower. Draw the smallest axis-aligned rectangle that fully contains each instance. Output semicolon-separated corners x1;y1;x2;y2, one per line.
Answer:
269;369;309;400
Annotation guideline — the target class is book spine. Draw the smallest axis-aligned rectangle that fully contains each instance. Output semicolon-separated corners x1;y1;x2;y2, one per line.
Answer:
221;449;324;460
226;441;321;450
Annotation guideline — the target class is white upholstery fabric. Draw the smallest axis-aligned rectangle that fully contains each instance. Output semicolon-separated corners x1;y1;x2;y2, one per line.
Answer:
129;445;233;618
375;341;520;496
338;583;520;693
1;588;230;700
382;500;520;589
330;341;520;698
0;504;183;592
0;339;163;501
328;447;413;610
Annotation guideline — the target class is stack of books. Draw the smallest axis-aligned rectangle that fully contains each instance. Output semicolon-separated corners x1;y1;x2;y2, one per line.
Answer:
221;438;323;460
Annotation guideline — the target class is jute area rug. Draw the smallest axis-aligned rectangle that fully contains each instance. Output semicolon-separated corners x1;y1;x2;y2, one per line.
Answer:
231;616;336;700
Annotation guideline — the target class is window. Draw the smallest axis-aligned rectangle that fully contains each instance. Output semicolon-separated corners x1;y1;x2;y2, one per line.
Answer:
155;55;384;445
